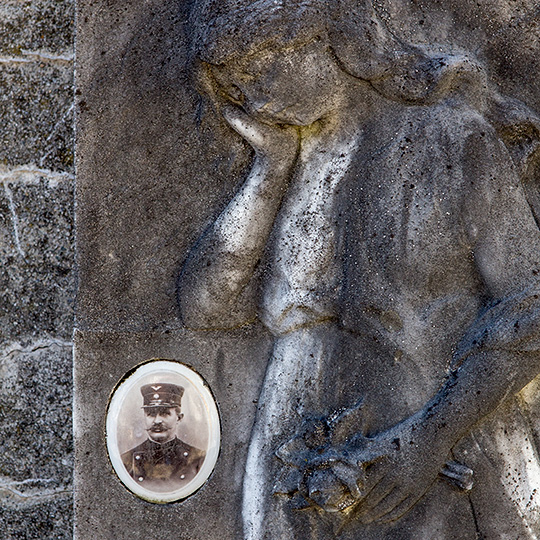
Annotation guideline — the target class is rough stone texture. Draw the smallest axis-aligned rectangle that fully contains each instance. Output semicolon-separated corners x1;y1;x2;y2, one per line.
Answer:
0;175;74;344
0;342;73;485
0;343;73;539
0;1;74;56
0;496;73;540
377;0;540;112
0;64;73;171
76;0;251;332
0;0;75;538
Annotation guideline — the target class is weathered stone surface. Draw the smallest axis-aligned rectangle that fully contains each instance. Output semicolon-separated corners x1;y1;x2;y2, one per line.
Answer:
377;0;540;111
0;339;73;533
0;342;73;485
0;0;74;56
0;1;74;538
76;0;250;332
0;64;73;171
0;175;74;344
0;495;72;540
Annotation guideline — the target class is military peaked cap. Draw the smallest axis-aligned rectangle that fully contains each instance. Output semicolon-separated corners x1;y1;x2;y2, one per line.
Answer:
140;383;184;408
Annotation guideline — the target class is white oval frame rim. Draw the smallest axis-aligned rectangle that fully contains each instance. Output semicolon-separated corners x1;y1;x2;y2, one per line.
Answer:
106;359;221;503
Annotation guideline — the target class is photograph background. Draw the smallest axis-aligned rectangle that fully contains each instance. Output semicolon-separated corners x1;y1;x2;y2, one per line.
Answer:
115;368;210;454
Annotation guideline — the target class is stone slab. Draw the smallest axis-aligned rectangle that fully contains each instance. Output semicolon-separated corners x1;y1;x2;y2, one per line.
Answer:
0;176;74;344
0;63;73;171
0;341;73;485
0;1;74;539
0;341;73;540
75;0;252;333
74;329;271;539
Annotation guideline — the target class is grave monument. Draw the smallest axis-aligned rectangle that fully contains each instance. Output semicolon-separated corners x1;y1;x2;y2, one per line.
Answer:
75;1;540;538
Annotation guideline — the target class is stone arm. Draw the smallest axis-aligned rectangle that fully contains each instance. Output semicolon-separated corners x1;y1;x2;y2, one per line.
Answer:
296;121;540;524
353;123;540;523
178;107;299;329
438;124;540;441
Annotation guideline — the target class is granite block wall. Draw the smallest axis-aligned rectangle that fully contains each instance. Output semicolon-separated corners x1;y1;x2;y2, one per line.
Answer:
0;1;74;538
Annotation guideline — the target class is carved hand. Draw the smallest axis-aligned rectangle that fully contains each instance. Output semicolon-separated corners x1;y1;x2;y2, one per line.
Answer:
275;404;472;523
299;417;450;522
346;418;452;524
222;105;299;166
178;104;299;330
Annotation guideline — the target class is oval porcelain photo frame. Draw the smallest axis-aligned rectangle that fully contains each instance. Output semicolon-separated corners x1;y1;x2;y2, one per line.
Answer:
106;360;220;503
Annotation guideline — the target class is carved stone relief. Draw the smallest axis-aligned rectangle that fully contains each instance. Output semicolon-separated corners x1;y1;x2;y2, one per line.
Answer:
177;0;540;538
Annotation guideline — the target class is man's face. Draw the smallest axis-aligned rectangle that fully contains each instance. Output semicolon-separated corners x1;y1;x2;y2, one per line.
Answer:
144;406;181;444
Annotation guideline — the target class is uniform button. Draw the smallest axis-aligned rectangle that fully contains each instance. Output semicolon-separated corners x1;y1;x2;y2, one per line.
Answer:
138;477;144;482
180;474;185;479
135;455;141;460
183;452;189;456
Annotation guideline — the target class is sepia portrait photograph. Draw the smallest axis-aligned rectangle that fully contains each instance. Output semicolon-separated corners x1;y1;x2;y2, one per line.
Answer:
106;359;220;503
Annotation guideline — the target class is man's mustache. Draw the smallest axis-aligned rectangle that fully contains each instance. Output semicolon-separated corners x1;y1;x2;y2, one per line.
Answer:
146;425;168;432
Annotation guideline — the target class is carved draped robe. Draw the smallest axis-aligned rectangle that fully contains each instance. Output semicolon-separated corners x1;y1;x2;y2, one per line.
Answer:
242;96;540;540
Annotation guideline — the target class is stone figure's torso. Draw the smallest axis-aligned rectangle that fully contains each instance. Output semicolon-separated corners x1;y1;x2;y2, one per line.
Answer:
258;99;500;427
244;98;540;540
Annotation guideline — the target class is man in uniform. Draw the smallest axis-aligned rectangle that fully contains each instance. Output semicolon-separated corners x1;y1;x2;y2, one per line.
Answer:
121;383;205;490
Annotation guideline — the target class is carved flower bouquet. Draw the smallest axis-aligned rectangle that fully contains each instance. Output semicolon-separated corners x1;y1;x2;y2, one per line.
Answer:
274;401;474;517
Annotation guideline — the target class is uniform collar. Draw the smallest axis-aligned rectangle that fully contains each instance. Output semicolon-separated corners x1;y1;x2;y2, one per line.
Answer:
146;436;179;452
